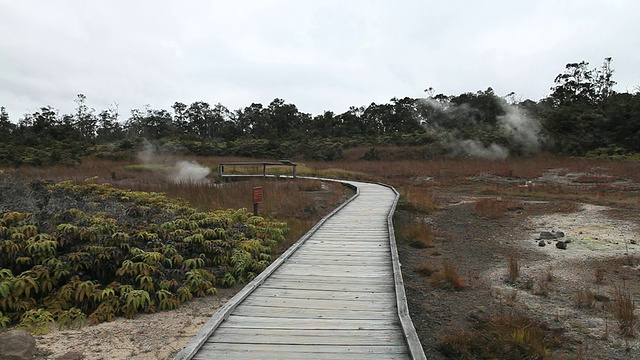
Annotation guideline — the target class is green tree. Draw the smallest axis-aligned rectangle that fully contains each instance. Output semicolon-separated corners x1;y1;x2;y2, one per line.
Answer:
0;106;14;138
74;94;98;140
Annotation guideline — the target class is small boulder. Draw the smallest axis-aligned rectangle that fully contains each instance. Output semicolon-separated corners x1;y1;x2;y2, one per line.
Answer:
540;231;555;240
0;329;37;360
556;241;567;250
555;231;565;238
538;240;546;247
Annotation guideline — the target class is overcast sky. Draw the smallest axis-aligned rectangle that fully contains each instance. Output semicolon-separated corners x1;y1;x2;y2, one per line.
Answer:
1;0;638;121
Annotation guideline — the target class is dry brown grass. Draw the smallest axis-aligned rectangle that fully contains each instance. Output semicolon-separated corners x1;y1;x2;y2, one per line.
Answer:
613;284;636;338
430;259;466;290
398;185;439;214
437;311;561;360
532;278;552;297
475;198;508;218
414;264;438;277
594;266;606;284
573;289;596;309
396;218;435;249
4;157;353;253
506;251;520;284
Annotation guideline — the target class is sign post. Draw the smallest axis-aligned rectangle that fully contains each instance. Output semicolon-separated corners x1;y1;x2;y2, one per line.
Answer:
252;186;263;216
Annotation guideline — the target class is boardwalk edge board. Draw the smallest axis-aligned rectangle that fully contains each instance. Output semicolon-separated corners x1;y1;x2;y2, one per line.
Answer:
174;178;427;360
381;183;427;360
174;180;360;360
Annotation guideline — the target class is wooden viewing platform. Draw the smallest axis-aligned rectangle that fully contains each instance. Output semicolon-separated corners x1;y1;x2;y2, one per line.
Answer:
175;180;425;359
218;160;297;179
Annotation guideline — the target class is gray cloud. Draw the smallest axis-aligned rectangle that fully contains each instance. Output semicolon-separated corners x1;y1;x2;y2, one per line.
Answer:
1;0;639;120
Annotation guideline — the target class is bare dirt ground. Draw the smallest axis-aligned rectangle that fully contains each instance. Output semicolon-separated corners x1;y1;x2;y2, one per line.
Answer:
399;176;640;359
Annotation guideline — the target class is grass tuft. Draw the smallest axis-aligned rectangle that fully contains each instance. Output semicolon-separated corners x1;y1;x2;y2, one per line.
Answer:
430;259;466;290
506;251;520;284
398;186;438;214
397;219;435;249
573;289;596;309
613;284;636;338
437;311;559;360
414;264;437;277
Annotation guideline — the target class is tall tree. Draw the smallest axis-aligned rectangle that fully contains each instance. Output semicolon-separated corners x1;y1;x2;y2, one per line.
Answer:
74;94;98;140
0;106;14;138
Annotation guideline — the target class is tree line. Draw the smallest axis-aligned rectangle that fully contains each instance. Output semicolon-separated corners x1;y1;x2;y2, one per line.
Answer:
1;58;639;166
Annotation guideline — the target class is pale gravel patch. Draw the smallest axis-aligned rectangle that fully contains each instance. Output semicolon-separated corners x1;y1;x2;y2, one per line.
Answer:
34;289;235;360
483;202;640;354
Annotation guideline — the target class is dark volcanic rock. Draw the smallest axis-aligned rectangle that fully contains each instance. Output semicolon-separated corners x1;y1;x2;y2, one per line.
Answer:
0;329;36;360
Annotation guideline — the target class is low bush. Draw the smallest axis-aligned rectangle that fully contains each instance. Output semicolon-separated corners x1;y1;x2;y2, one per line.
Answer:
0;179;288;330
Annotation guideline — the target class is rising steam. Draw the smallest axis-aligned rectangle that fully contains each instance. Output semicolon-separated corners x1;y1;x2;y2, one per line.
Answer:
170;160;211;183
497;105;543;155
423;98;544;159
137;142;211;183
451;140;509;160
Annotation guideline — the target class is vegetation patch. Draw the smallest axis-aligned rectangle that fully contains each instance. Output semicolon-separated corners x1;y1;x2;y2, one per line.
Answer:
0;179;287;332
437;311;563;360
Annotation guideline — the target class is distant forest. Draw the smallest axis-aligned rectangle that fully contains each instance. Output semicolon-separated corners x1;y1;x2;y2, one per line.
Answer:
1;58;639;166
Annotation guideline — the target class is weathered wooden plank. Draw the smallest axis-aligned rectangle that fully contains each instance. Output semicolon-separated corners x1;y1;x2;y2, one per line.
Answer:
267;273;394;283
207;328;405;345
292;248;390;255
250;287;395;301
241;295;397;311
219;315;400;330
274;263;390;274
284;260;391;267
259;281;394;292
193;344;409;360
232;304;398;320
264;263;393;277
285;256;392;264
306;237;390;243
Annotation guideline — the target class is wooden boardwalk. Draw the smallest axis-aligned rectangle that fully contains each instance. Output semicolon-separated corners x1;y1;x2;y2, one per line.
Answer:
175;181;425;359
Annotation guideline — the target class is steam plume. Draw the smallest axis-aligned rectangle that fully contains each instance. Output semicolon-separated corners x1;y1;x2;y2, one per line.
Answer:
170;161;211;183
498;105;543;155
136;141;211;183
451;140;509;160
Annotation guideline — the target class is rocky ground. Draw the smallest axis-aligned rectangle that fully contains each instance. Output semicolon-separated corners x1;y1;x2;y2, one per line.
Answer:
399;183;640;359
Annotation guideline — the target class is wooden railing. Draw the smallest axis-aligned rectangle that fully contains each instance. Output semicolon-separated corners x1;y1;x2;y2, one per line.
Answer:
218;160;297;179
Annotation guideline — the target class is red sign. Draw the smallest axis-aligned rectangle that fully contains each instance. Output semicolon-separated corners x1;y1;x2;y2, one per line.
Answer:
253;186;263;204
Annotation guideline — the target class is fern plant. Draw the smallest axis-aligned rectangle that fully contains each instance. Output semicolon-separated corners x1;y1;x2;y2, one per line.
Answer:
17;309;55;335
57;307;86;330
